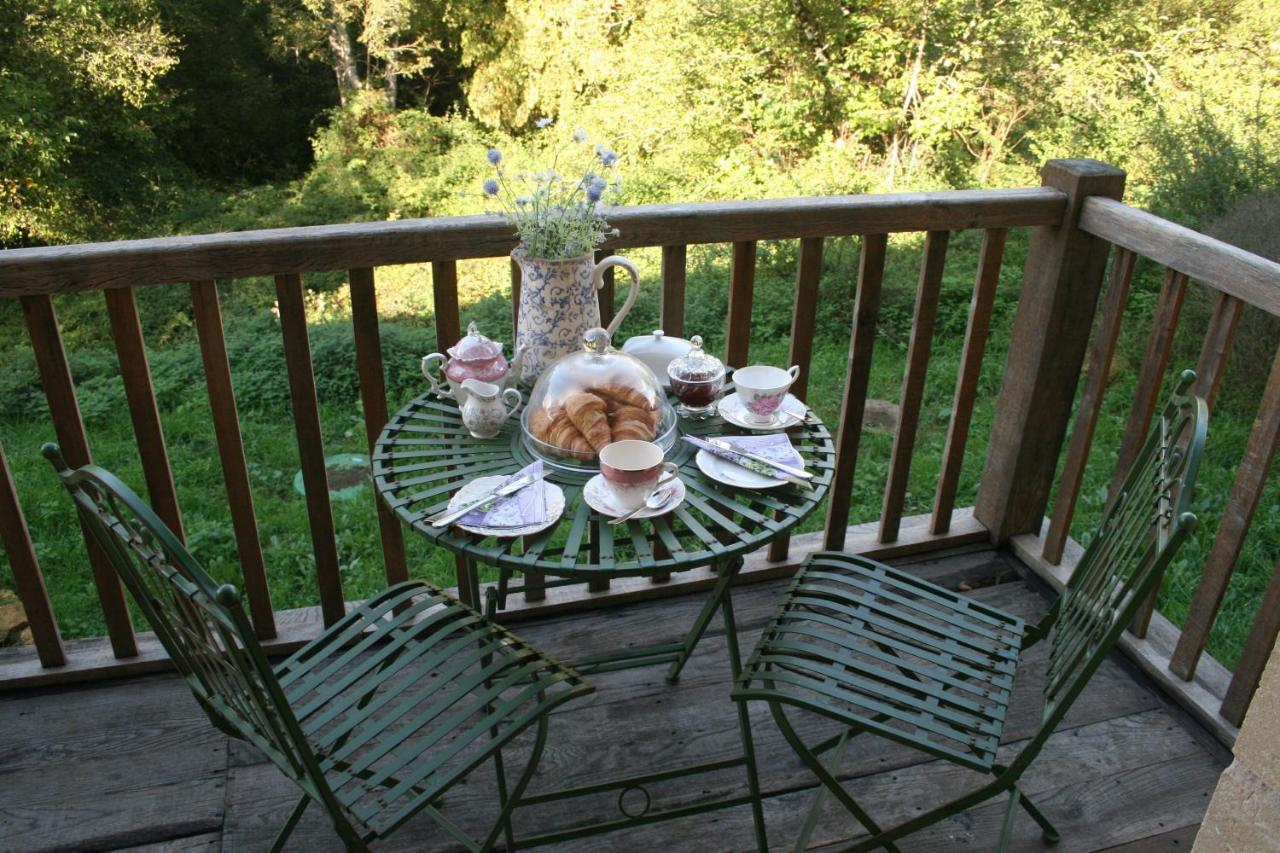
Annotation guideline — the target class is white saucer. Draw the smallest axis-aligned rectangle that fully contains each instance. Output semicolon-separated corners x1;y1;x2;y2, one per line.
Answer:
718;392;808;430
695;449;796;489
446;475;565;537
583;474;686;520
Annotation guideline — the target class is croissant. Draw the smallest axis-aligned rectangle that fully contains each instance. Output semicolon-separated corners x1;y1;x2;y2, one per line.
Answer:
591;383;655;412
611;405;657;442
548;414;595;460
530;407;558;443
565;391;612;453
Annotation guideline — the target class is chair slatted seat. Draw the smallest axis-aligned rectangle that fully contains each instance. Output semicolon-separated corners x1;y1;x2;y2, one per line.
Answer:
44;446;592;852
755;554;1023;771
735;371;1208;852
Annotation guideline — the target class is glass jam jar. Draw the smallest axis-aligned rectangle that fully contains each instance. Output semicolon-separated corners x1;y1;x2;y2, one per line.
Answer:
666;335;725;420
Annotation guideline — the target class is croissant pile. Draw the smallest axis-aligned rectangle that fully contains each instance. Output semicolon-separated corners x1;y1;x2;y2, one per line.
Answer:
530;384;660;461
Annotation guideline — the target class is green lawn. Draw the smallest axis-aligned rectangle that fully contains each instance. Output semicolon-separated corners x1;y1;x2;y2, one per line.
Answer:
1;229;1275;667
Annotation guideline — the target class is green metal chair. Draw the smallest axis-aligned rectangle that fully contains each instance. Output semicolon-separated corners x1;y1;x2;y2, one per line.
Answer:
734;372;1207;851
43;445;593;852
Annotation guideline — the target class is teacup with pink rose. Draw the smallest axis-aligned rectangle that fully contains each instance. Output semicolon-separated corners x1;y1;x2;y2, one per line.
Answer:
732;365;800;425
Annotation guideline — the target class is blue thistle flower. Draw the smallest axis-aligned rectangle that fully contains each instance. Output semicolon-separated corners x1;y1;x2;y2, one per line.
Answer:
595;143;618;167
573;127;588;143
483;179;500;196
487;148;502;165
586;175;607;202
536;117;554;128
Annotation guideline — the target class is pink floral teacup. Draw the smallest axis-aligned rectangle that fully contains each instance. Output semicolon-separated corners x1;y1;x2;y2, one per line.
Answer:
733;365;800;425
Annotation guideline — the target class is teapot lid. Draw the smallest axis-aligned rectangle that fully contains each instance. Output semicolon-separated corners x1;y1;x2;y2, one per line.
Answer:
448;321;505;361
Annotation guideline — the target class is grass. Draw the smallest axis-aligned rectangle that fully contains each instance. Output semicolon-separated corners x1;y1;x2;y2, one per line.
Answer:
1;229;1275;668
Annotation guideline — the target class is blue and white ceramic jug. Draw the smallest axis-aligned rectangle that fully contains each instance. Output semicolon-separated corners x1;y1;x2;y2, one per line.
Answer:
512;248;641;383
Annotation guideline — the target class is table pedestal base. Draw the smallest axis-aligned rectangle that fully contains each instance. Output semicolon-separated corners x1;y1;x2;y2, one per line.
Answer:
491;558;768;851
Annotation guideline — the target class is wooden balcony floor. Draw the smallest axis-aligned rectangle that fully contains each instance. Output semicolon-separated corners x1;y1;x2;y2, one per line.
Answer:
0;546;1228;852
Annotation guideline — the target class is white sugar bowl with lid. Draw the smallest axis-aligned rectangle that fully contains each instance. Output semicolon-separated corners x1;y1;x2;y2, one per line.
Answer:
621;330;693;388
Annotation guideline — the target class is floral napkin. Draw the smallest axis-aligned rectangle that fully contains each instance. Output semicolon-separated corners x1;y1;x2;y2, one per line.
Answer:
683;433;806;481
460;460;546;528
723;433;805;470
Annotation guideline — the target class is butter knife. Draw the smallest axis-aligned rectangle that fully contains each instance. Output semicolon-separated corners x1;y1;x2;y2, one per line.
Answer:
428;474;536;528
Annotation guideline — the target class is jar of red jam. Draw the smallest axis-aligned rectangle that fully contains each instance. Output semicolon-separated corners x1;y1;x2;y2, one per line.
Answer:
666;335;725;420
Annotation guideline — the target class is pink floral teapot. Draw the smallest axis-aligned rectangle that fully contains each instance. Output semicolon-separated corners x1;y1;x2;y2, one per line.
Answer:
422;321;525;402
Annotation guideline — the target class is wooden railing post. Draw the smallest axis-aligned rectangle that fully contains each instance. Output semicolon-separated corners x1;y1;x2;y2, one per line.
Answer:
349;267;409;587
0;444;65;667
104;286;186;541
22;295;138;659
274;274;346;627
191;281;277;639
975;159;1125;544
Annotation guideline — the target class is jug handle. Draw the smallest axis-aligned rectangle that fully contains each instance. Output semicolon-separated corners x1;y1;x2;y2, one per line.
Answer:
591;256;641;338
502;387;523;417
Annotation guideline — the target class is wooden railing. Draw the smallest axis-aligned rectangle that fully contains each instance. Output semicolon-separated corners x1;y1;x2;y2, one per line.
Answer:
1;159;1276;742
1004;188;1280;737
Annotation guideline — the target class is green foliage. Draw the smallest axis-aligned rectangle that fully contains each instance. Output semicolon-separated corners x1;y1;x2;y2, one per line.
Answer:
0;0;180;245
154;0;337;186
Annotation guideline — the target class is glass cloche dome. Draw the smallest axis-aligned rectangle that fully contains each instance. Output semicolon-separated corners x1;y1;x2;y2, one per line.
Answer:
521;327;677;472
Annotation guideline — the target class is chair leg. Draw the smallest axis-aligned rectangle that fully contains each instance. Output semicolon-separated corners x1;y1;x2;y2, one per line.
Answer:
997;788;1021;852
1015;785;1060;845
478;715;550;852
269;794;311;853
491;745;515;850
722;586;768;853
793;730;851;852
767;701;902;853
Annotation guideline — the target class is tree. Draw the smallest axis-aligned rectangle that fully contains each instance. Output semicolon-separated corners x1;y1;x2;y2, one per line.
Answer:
0;0;178;246
268;0;453;108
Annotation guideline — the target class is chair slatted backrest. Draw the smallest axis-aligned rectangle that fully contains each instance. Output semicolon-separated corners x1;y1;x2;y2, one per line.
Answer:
1039;372;1207;736
43;446;320;787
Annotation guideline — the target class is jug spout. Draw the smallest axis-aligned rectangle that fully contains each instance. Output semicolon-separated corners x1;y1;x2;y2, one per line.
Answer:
461;378;499;401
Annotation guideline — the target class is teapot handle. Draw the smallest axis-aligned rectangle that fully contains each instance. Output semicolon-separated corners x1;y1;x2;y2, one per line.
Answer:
421;353;448;396
591;256;641;338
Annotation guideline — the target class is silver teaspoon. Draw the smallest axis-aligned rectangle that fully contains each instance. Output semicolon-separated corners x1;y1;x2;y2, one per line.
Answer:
610;481;677;525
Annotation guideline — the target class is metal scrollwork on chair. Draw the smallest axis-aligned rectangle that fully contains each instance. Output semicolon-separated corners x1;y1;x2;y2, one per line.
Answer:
732;371;1207;852
44;444;593;852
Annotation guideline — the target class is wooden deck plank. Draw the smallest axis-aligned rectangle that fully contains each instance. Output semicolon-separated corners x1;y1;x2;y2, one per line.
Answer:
0;677;222;772
108;832;222;852
1095;825;1199;851
540;711;1218;853
0;706;226;852
0;549;1223;853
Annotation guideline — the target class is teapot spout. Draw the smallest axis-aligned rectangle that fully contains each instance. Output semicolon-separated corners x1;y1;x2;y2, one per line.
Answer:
507;345;528;387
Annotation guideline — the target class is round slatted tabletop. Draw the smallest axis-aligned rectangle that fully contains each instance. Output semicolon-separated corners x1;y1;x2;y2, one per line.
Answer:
373;386;834;581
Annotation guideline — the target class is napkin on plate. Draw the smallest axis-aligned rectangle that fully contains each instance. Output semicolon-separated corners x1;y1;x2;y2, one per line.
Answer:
460;460;547;528
723;433;805;471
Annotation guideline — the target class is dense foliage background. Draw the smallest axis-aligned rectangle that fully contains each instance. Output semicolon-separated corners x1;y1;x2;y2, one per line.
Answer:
4;0;1278;243
1;0;1277;662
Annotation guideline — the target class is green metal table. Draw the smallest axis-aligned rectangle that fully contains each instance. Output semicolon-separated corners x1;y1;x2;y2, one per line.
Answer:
373;386;833;848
